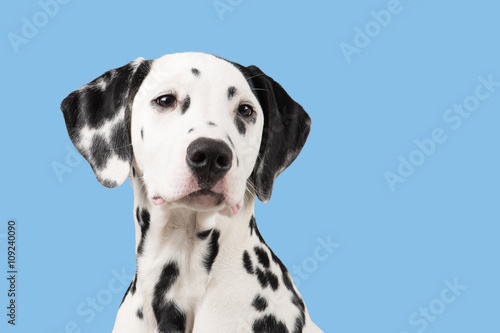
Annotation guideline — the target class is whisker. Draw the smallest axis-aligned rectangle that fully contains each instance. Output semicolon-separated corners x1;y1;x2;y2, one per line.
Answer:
251;88;269;93
246;179;265;199
245;73;267;81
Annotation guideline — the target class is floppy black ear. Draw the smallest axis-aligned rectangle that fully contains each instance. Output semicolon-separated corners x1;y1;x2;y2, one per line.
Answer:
60;58;152;188
239;65;311;203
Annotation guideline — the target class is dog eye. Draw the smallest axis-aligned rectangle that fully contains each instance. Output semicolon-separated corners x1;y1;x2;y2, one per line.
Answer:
156;94;177;108
237;104;254;117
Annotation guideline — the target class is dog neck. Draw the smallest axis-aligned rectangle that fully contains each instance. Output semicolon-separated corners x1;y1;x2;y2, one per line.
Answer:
132;189;256;258
127;168;258;330
130;170;256;255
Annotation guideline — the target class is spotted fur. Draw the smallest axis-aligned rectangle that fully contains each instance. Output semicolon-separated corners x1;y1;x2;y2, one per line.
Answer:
60;52;321;333
181;95;191;114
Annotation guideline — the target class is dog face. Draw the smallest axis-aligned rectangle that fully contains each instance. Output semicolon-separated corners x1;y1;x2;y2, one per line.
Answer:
61;52;310;212
131;53;264;211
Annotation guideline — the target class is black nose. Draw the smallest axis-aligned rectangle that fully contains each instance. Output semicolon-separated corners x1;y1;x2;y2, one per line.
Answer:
186;138;233;188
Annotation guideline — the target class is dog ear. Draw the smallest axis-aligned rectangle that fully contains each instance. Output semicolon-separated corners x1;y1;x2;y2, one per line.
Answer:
60;58;152;188
240;65;311;203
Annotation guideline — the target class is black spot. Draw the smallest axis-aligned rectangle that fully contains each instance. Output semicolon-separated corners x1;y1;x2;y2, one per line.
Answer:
251;295;268;312
132;167;136;177
253;219;266;245
292;294;306;333
153;262;179;297
137;237;147;256
136;207;150;256
251;217;285;292
254;246;270;268
92;71;113;89
137;307;144;320
203;230;220;272
268;249;294;292
243;250;254;274
152;262;183;332
255;268;268;288
136;206;141;223
234;116;246;135
141;127;144;140
268;249;294;291
89;134;109;170
140;208;151;226
63;64;134;129
266;271;279;291
110;122;131;161
207;121;216;126
293;316;305;333
156;301;186;333
249;217;276;261
130;274;137;294
104;66;131;119
227;86;237;100
236;156;239;167
215;195;224;206
100;179;117;188
126;60;153;121
191;68;200;76
129;61;153;97
248;115;257;124
197;229;212;240
252;315;289;333
109;64;135;110
120;280;132;307
292;294;305;315
227;135;235;148
249;216;256;236
181;95;191;114
282;271;294;291
188;128;195;134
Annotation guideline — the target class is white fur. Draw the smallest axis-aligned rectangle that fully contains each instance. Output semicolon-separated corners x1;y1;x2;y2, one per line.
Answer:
131;53;262;209
111;53;322;333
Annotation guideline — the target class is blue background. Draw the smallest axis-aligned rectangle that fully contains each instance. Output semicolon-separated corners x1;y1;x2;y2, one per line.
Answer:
1;0;499;332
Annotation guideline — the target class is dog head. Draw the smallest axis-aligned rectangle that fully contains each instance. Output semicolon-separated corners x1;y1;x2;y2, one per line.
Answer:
61;52;310;213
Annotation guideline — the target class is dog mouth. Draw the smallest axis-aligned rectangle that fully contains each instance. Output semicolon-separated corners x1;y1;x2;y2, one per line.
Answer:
151;189;225;208
151;188;241;215
187;189;225;204
152;196;166;205
179;189;226;210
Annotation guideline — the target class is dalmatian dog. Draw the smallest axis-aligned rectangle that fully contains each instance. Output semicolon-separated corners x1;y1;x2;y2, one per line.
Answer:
61;52;322;333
